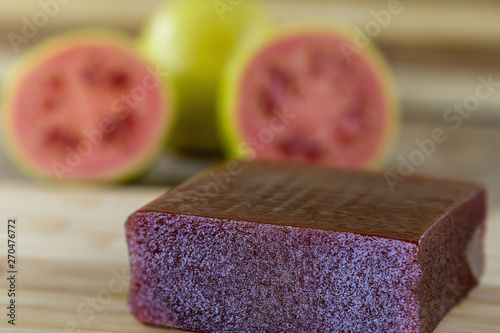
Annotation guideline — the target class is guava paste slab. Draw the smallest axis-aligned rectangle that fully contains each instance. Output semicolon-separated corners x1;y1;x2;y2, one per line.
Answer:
125;160;486;333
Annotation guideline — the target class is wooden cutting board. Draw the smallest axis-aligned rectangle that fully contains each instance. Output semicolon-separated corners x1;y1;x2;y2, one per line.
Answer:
0;181;499;332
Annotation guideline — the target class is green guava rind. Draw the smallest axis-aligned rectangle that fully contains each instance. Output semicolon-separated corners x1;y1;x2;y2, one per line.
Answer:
218;22;400;169
137;0;272;153
1;28;171;184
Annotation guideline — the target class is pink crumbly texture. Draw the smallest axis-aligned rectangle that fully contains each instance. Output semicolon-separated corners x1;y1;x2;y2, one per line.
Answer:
127;212;422;333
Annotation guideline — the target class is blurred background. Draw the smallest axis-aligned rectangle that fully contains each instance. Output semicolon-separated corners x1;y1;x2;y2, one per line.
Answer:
0;0;499;203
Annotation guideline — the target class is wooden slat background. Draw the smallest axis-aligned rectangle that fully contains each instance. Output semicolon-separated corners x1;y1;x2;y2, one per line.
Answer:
1;0;500;120
1;0;500;197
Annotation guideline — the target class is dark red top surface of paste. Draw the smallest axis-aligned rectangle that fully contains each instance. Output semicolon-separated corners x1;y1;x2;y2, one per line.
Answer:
140;160;483;242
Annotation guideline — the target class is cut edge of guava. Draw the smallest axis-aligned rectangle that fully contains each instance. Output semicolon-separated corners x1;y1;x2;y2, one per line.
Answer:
1;28;171;184
218;21;400;169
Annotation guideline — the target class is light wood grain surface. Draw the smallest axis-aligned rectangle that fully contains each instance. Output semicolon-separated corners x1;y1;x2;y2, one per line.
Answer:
0;183;499;332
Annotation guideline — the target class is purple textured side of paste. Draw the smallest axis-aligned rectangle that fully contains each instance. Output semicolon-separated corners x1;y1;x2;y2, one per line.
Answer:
126;212;422;333
416;188;486;332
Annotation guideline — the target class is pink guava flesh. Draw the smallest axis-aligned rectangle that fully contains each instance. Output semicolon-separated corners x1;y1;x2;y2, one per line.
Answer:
126;160;486;333
10;40;168;180
237;32;390;167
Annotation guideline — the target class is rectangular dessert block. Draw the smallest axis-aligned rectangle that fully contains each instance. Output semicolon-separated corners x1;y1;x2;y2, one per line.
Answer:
126;160;486;333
